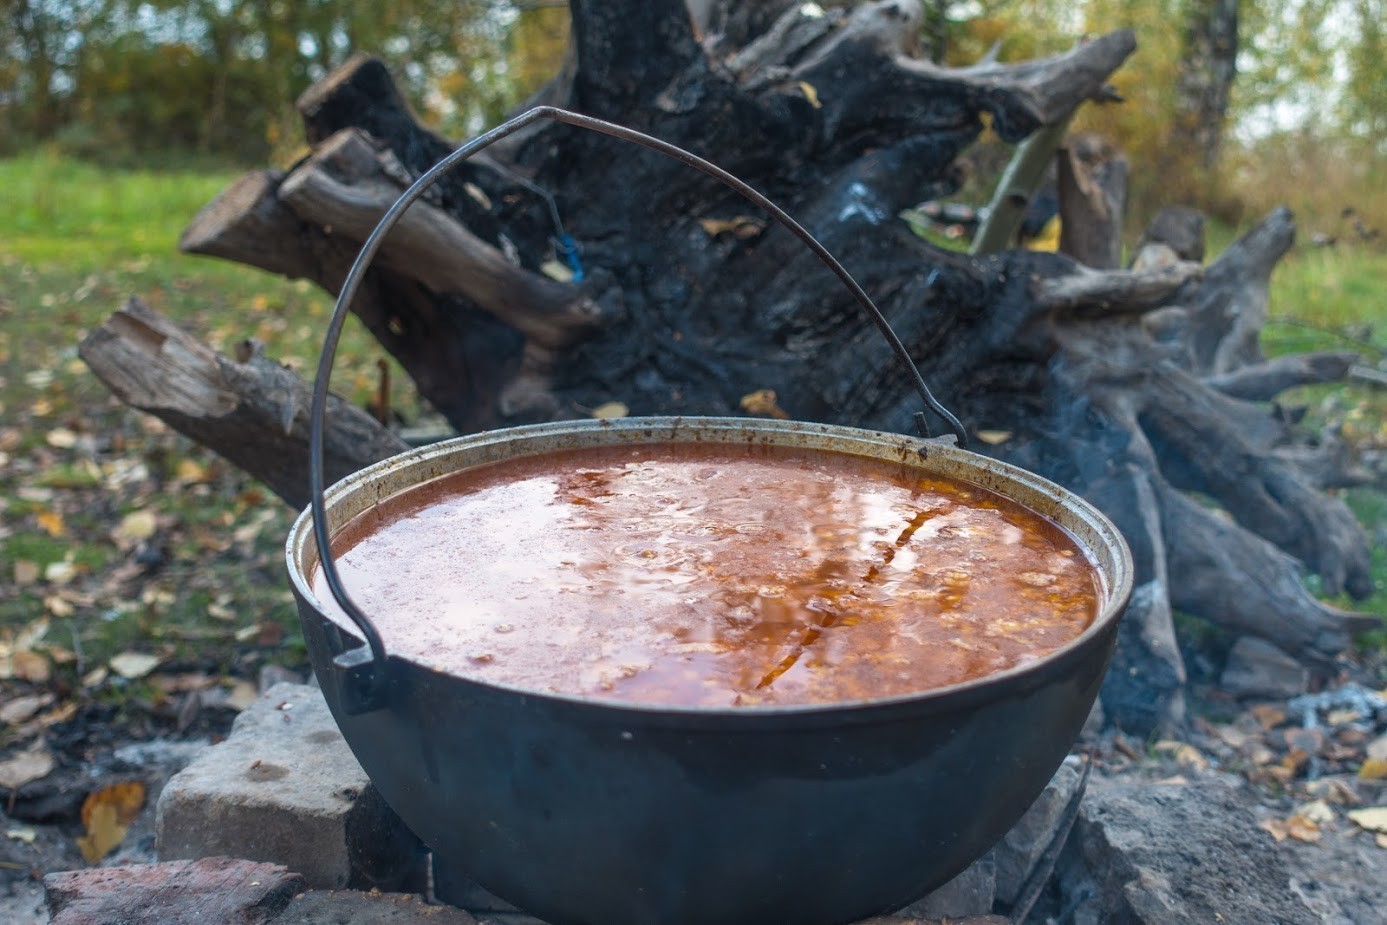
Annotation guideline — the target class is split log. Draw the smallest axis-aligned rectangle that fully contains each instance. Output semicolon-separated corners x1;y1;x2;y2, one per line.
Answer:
1057;132;1128;269
79;298;406;509
89;0;1378;731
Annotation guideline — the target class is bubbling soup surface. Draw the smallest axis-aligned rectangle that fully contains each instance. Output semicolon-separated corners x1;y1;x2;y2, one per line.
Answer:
313;442;1099;707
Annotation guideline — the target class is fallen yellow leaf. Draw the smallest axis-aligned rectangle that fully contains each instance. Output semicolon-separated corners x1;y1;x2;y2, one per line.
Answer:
1259;814;1320;843
1360;758;1387;781
76;802;127;863
34;509;64;537
591;402;629;420
740;389;789;420
1348;807;1387;833
540;259;574;282
81;780;146;830
698;216;766;239
76;780;145;861
175;458;210;484
797;81;822;109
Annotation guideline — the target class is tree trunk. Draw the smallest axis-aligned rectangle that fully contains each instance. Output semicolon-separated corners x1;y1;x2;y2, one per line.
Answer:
96;0;1377;734
1175;0;1239;169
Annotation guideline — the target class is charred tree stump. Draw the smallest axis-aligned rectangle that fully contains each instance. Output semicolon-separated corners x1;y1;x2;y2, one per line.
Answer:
93;0;1378;734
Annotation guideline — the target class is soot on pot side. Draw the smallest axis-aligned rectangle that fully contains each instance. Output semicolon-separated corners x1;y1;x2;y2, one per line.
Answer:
311;441;1098;708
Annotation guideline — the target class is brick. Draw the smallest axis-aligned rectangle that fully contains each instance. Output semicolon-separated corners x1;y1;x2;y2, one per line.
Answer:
155;682;425;890
45;857;304;925
277;890;480;924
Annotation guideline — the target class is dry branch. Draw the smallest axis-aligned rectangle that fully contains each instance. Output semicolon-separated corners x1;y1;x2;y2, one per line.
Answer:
1205;351;1360;401
79;298;407;509
279;129;607;350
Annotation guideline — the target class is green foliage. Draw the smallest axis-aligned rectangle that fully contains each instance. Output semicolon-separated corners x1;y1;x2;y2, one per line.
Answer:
0;1;560;166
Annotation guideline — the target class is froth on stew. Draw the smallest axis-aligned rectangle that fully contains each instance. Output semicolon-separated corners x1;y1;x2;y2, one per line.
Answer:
312;442;1099;707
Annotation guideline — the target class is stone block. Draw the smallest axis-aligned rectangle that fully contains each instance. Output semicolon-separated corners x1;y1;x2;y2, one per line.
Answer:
1059;776;1327;923
992;758;1082;906
277;890;479;924
156;682;425;890
894;851;996;919
45;857;305;925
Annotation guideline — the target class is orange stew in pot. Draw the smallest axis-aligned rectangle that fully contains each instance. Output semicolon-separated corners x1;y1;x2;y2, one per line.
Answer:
313;442;1099;707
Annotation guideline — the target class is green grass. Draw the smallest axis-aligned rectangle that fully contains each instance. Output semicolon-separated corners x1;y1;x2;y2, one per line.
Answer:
0;152;416;681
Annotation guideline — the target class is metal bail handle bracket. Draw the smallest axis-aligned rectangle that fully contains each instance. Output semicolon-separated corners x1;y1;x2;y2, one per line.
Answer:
309;106;968;715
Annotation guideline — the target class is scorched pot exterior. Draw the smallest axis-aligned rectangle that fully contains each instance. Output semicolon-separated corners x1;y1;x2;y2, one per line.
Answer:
286;417;1131;925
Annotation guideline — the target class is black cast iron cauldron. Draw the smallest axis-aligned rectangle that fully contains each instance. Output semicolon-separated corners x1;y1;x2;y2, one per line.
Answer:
285;108;1133;925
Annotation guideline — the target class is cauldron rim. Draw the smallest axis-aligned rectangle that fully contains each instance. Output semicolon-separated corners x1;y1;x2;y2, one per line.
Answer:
285;415;1133;720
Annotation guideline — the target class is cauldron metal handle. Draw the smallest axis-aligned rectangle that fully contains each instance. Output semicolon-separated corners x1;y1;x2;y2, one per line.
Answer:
309;106;967;714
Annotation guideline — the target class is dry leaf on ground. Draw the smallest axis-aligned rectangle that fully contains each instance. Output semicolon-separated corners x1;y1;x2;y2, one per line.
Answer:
698;216;767;239
11;650;51;683
739;389;789;420
1348;807;1387;833
1360;758;1387;781
109;651;161;680
225;680;260;712
45;427;78;449
1251;704;1287;729
5;826;37;845
1305;778;1359;805
591;401;629;420
1259;813;1322;844
113;509;157;546
1295;799;1335;825
34;508;64;537
0;742;56;791
13;560;40;586
0;693;56;726
76;780;147;863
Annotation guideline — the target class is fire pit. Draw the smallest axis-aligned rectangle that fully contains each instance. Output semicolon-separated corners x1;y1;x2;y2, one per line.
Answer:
284;108;1133;925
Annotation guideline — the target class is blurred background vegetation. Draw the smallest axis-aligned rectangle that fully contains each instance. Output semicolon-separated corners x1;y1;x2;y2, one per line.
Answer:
2;0;1384;232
